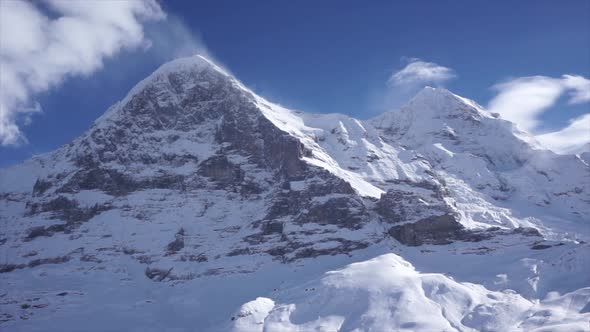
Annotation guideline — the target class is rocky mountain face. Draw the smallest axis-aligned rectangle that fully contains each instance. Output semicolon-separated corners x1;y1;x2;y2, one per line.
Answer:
1;55;588;331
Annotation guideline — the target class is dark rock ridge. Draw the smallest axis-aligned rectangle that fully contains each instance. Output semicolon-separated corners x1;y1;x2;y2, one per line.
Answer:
388;214;543;246
388;214;467;246
376;184;451;224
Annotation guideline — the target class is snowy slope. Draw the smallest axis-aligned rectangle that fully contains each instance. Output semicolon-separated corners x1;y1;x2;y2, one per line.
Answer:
254;85;589;237
233;254;590;332
371;87;589;237
1;55;589;331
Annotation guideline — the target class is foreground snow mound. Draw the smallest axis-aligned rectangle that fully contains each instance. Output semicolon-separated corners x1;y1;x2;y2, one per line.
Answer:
233;254;590;332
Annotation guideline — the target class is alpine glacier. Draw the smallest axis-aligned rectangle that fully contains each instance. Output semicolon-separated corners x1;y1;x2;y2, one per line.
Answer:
0;55;588;331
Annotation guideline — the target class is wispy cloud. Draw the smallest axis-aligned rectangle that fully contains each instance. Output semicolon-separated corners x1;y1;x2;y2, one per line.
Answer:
488;75;590;154
389;58;456;87
370;58;456;114
143;14;209;63
488;76;565;132
0;0;206;147
536;114;590;154
562;75;590;104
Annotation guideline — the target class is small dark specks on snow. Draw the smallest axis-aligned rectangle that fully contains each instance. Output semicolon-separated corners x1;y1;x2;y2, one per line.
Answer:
22;251;38;257
0;313;14;323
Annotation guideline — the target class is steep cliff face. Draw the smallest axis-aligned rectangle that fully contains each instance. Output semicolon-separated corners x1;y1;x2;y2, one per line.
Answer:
1;56;380;268
0;55;588;331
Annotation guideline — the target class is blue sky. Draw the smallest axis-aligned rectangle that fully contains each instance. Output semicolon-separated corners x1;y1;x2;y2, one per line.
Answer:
1;0;589;166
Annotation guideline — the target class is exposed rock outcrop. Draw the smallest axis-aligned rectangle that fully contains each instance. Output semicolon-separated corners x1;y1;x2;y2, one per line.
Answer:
388;214;464;246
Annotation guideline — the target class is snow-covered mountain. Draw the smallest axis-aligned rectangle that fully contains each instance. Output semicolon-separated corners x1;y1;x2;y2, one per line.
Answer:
1;55;588;331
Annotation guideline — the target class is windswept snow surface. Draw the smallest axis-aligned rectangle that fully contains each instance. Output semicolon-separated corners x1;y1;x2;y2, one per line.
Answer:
1;55;589;331
232;254;590;332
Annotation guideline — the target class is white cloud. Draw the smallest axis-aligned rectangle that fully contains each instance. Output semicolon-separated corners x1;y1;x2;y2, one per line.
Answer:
488;76;564;132
143;14;208;63
488;75;590;154
389;59;456;87
488;75;590;132
536;114;590;154
0;0;165;146
370;58;456;114
562;75;590;104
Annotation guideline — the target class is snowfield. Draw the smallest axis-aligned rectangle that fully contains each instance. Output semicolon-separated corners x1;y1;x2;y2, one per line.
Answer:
233;254;590;332
0;55;588;331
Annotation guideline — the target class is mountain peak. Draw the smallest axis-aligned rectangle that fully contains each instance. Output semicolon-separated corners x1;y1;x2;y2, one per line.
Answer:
153;54;231;78
122;54;234;101
371;86;489;134
408;86;483;113
418;85;445;93
93;54;244;125
414;86;453;97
